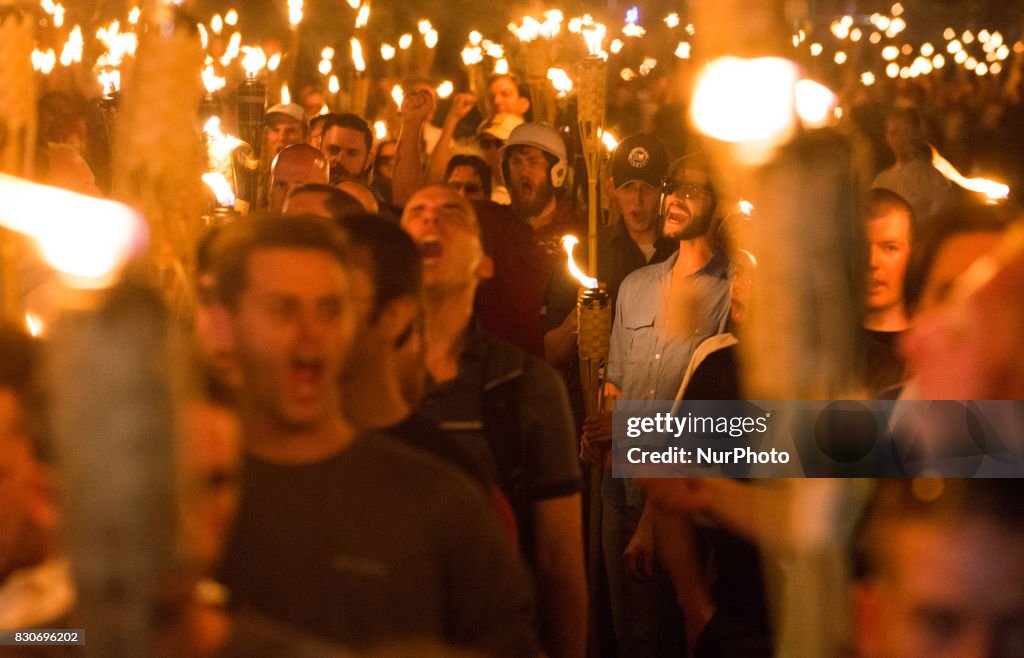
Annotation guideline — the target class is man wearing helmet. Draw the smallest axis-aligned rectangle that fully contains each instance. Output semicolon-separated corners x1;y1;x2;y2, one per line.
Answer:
474;123;587;357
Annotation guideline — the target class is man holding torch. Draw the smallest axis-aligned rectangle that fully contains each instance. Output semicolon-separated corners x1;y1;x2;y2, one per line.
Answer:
583;153;731;656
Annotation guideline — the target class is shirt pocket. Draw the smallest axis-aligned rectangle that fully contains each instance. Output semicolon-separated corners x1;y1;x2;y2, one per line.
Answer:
623;312;656;363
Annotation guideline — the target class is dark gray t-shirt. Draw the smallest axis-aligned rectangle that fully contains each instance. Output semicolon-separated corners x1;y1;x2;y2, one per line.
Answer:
220;433;538;657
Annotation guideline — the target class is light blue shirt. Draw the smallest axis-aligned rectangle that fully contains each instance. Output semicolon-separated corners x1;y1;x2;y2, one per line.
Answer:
604;248;731;507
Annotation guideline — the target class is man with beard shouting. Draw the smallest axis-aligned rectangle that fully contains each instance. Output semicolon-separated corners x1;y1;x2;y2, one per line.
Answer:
474;123;587;357
582;153;732;657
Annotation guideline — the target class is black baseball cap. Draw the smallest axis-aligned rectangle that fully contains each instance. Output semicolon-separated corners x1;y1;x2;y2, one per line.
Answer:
610;134;669;189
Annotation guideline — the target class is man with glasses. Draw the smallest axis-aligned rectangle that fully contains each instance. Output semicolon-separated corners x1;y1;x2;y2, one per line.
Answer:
582;153;731;657
476;113;523;204
444;154;491;203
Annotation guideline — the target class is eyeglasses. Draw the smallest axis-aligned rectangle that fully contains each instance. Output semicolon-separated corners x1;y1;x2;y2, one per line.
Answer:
448;181;483;196
478;136;504;150
661;180;710;200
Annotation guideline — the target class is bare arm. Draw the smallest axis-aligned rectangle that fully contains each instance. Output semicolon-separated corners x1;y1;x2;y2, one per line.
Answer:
543;306;578;369
532;494;587;658
391;89;434;207
425;92;476;186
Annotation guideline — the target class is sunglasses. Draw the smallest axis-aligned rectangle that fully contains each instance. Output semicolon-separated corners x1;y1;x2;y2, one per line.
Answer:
661;180;710;200
478;136;504;150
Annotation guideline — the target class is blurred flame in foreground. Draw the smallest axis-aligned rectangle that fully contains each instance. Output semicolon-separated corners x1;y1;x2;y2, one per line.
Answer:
0;174;147;287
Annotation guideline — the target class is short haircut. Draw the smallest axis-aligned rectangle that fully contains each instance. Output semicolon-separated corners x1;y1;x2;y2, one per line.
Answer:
487;72;524;95
854;479;1024;581
214;213;349;310
322;113;373;154
902;201;1011;315
337;213;422;320
865;187;917;241
445;154;492;199
309;113;330;134
288;183;364;221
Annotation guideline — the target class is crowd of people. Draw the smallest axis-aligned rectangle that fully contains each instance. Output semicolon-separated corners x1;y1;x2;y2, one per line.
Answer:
4;46;1024;658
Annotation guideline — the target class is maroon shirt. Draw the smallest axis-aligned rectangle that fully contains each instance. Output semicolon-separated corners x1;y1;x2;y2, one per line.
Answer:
474;199;587;357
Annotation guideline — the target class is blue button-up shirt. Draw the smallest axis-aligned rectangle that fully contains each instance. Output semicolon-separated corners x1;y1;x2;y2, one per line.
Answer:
605;248;731;506
607;248;731;403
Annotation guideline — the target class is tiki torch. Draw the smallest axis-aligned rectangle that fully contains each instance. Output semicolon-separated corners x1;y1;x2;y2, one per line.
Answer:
930;145;1010;202
98;70;120;155
201;116;247;222
562;235;609;658
689;1;863;655
0;5;37;323
462;34;487;115
577;25;607;274
237;47;267;206
514;12;562;128
350;37;369;118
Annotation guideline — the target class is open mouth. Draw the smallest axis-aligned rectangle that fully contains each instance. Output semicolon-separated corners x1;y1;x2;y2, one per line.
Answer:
290;356;325;384
418;239;442;262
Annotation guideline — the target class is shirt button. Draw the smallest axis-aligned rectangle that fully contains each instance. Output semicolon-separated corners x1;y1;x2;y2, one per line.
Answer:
654;353;661;359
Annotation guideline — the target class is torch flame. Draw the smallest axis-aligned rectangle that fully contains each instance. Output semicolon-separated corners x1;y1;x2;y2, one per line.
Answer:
462;46;483;66
391;84;404;108
399;33;413;50
202;64;226;93
25;312;45;338
267;53;282;71
582;23;607;57
240;46;267;78
0;174;148;287
547;68;573;95
436;80;454;98
328;75;340;93
60;26;84;66
203;116;244;161
931;147;1010;202
33;49;57;74
350;38;366;72
98;69;120;95
690;57;799;164
599;129;618;151
562;236;599;289
281;83;291;104
418;19;432;35
373;120;388;140
220;33;242;66
288;0;303;27
202;172;236;207
96;20;138;68
381;43;396;60
424;29;439;49
356;3;370;28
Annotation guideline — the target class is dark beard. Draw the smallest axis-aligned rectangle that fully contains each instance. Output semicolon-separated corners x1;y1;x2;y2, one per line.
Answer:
511;182;555;219
671;208;712;241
